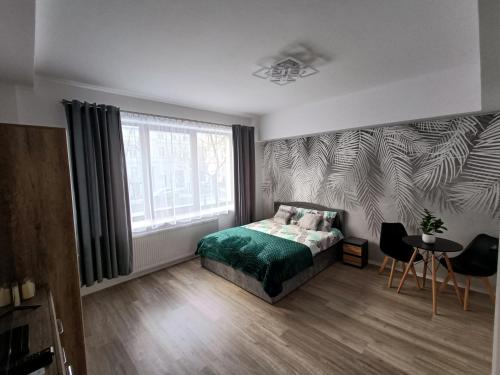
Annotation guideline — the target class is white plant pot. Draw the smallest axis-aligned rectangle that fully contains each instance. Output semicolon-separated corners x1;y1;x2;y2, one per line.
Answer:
422;233;436;244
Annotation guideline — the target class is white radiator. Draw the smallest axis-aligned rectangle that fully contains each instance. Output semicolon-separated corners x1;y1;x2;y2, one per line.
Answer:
132;219;219;273
132;231;169;273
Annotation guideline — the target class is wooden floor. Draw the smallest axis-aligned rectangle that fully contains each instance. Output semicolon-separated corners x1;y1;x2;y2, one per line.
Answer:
83;260;494;375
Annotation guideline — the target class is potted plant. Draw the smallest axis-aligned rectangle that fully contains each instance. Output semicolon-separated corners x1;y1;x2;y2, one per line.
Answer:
420;209;447;244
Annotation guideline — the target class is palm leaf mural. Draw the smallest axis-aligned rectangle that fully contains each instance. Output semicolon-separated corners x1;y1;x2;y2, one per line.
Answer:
388;125;427;155
324;130;383;234
288;136;330;202
315;133;338;206
413;120;451;144
351;130;384;234
310;135;333;175
375;126;422;230
310;134;336;204
262;140;293;200
326;130;360;209
413;116;480;192
448;114;500;218
421;184;459;213
288;137;309;201
261;112;500;234
450;182;500;219
321;133;338;165
324;130;384;234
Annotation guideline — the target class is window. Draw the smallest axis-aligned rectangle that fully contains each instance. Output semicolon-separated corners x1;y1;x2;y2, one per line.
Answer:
121;111;234;233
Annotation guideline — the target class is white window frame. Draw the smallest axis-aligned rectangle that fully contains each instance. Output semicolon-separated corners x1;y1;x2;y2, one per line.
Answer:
121;111;234;234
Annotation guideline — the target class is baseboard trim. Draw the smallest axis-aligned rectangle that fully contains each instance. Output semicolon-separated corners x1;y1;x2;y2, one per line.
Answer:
80;254;198;296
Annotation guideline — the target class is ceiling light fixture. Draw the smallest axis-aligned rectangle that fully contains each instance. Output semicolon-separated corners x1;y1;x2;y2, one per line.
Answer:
252;57;319;86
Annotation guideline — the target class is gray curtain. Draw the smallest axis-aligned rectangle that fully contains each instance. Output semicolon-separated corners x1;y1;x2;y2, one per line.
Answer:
232;125;255;226
63;100;133;287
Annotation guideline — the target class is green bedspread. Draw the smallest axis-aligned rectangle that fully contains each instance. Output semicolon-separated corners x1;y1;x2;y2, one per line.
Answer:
196;226;313;297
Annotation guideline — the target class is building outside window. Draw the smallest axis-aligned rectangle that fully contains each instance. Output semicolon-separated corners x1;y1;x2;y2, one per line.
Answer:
121;111;234;233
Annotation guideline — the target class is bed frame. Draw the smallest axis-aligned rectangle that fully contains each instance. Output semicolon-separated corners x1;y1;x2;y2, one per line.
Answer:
200;202;346;304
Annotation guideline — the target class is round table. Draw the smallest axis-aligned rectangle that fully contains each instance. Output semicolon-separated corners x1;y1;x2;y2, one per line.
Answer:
397;236;463;316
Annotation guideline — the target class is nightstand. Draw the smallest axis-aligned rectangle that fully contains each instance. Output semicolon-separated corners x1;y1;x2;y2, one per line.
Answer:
343;237;368;268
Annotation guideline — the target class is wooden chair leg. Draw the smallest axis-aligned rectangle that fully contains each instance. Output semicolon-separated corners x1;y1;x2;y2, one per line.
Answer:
379;256;389;274
443;254;463;306
464;277;471;311
439;273;450;294
410;264;421;289
397;249;419;293
481;277;496;304
388;258;397;288
422;251;430;288
431;254;438;316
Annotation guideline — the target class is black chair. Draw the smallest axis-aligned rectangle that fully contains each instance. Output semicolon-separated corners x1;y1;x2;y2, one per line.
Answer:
379;222;423;288
439;234;498;310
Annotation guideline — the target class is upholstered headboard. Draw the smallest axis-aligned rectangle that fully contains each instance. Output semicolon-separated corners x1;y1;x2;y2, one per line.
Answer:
273;201;346;234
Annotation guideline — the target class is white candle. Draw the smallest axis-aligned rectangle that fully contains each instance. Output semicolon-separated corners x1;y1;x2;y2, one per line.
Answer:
0;286;11;307
21;280;36;300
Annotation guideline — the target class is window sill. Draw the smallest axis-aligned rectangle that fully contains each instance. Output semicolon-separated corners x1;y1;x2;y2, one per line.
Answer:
132;216;222;238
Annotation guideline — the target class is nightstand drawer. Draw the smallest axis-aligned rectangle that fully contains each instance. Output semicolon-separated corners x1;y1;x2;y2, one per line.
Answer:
343;254;364;267
343;244;363;256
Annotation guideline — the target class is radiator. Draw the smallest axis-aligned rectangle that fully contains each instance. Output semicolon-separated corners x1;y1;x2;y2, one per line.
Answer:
132;219;219;273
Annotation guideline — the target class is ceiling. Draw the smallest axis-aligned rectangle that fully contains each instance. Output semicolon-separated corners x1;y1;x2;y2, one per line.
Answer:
0;1;35;85
19;0;482;115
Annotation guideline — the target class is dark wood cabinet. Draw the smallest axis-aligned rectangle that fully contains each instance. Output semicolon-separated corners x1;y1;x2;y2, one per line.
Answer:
343;237;368;268
0;124;86;374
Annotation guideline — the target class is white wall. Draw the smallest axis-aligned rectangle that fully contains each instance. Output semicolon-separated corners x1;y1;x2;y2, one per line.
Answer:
0;82;18;123
479;0;500;112
12;77;252;128
258;64;481;141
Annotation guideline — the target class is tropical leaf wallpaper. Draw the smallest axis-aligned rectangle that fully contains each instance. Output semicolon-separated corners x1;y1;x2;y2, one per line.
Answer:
262;113;500;236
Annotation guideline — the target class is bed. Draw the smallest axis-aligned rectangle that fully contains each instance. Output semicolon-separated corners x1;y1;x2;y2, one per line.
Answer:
196;202;345;304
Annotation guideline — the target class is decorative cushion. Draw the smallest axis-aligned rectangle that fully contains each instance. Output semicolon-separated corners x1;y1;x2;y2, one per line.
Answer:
297;213;322;230
273;205;295;225
318;210;338;232
290;207;338;232
290;207;319;225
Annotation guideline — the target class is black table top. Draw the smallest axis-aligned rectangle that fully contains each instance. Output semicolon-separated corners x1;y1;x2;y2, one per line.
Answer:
403;236;463;253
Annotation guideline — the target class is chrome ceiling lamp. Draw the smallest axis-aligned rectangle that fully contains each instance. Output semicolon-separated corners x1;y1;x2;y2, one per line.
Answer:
252;56;319;86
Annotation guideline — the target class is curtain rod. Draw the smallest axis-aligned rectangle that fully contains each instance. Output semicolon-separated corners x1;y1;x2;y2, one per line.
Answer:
61;100;235;128
122;110;234;128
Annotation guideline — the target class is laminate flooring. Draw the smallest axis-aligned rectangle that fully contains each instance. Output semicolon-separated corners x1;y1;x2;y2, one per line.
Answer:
83;260;494;375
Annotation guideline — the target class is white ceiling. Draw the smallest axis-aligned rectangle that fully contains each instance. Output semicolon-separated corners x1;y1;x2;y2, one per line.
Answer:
0;0;35;85
32;0;478;116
